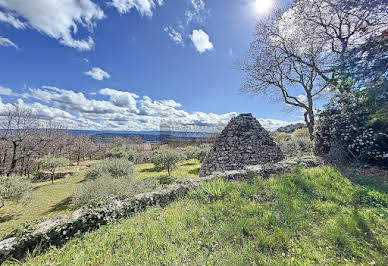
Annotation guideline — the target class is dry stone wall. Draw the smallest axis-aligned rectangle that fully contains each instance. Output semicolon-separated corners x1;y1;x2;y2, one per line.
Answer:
0;157;321;263
200;113;284;176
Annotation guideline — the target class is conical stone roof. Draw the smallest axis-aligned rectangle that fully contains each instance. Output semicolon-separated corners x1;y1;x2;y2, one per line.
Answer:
199;113;284;176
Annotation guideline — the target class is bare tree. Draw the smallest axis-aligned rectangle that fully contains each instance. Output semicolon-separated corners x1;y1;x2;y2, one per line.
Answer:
240;9;330;139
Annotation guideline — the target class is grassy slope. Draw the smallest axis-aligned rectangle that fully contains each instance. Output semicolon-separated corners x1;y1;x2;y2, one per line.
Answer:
14;167;388;265
0;159;201;238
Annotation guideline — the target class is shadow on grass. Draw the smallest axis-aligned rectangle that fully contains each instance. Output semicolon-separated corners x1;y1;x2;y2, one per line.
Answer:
43;197;72;215
140;167;161;173
338;167;388;194
181;162;197;166
189;167;200;175
0;214;15;223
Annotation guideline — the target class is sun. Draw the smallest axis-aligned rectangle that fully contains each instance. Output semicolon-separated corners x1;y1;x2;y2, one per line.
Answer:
254;0;274;14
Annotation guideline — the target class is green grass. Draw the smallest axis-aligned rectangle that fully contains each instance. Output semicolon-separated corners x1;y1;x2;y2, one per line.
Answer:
0;171;86;239
0;160;201;238
11;166;388;265
136;159;201;181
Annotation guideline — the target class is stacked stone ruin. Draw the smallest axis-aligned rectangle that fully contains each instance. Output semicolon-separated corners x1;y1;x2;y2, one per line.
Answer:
200;113;284;176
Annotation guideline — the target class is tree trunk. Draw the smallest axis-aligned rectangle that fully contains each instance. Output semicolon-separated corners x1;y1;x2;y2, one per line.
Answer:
7;141;18;176
0;149;7;175
51;169;55;184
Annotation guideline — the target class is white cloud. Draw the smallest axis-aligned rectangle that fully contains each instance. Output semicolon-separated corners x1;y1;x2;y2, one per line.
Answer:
0;0;105;50
109;0;163;16
1;85;295;132
0;10;26;29
163;26;184;46
190;0;205;12
0;86;15;96
99;88;138;111
0;36;18;49
190;29;213;53
85;67;111;81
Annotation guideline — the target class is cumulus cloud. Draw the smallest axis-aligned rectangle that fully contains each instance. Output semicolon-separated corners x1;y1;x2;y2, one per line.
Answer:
0;86;15;96
0;36;18;49
84;67;111;81
109;0;163;16
0;0;105;50
99;88;138;111
190;29;213;53
164;26;184;46
1;85;295;132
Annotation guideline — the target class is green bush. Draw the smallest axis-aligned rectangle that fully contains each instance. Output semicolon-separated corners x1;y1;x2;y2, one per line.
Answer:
358;189;388;208
0;175;33;208
151;147;185;176
315;93;388;166
85;158;135;180
106;148;138;162
184;144;212;162
273;129;313;158
71;175;158;209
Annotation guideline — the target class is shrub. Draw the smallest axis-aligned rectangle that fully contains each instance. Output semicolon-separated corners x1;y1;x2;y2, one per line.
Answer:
151;147;185;176
272;129;313;158
315;93;388;166
184;144;212;162
71;175;158;209
106;148;138;162
37;154;70;184
358;189;388;208
0;175;33;208
85;158;135;180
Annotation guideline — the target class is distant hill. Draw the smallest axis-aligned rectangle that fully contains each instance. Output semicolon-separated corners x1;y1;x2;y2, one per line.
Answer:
276;123;306;133
68;130;214;143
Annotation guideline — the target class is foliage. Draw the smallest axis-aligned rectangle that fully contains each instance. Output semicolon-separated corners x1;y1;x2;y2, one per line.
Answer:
20;167;388;265
106;147;138;162
85;158;135;180
201;178;229;201
315;93;388;166
37;154;70;183
273;128;313;158
184;144;212;162
0;175;33;209
151;146;186;176
71;175;158;209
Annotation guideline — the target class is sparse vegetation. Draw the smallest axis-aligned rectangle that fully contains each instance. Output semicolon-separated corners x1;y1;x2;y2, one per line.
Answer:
105;147;138;162
273;128;313;158
15;167;388;265
0;159;201;238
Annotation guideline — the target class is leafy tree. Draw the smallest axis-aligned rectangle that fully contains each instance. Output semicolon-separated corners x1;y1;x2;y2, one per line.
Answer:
151;147;185;176
0;175;33;208
106;147;138;162
37;154;69;184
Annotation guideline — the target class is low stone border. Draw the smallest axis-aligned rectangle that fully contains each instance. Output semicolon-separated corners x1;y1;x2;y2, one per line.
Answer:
0;157;321;263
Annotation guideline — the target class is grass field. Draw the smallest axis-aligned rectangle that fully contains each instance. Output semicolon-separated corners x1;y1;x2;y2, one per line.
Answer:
0;159;201;239
10;166;387;265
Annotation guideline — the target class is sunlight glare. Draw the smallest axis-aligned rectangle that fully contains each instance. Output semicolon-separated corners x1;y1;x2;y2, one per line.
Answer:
254;0;274;14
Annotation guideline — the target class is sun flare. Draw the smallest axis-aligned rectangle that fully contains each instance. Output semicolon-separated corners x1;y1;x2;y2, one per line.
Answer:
254;0;274;14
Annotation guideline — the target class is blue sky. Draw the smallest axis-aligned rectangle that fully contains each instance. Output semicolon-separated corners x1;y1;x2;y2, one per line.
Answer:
0;0;301;132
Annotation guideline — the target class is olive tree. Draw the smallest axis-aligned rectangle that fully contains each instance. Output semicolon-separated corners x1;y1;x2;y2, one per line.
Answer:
37;154;69;184
151;147;185;176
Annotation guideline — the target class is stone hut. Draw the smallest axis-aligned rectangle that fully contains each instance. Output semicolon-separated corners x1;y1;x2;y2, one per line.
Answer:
199;113;284;176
